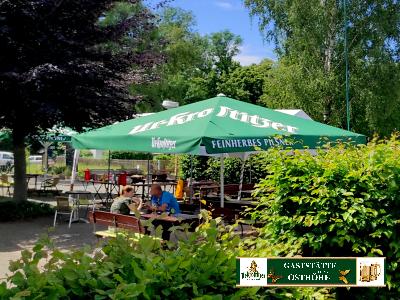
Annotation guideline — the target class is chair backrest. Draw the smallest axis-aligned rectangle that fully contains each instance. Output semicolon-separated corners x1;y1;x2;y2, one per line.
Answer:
219;183;255;197
52;177;60;186
211;207;237;223
88;211;144;233
55;196;71;211
0;174;9;184
179;203;199;214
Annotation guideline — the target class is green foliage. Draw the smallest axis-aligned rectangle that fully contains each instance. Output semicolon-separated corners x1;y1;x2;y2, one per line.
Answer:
48;165;71;176
179;155;209;180
133;7;244;110
218;59;273;104
110;151;153;160
0;213;330;299
180;154;269;184
0;200;54;222
245;0;400;136
153;153;172;161
250;136;400;298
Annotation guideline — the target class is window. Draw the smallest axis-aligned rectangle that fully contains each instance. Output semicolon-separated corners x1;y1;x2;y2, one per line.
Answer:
3;154;13;159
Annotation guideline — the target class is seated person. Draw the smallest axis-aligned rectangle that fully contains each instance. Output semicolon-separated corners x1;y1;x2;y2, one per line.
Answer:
149;184;180;215
110;185;142;215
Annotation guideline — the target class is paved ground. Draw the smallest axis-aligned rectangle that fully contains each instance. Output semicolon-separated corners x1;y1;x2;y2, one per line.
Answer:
0;216;102;281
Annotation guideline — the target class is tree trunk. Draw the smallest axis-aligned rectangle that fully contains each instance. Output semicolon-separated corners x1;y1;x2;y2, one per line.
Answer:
12;128;27;202
65;143;74;170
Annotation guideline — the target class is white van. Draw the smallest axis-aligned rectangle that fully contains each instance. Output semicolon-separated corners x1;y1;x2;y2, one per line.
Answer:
0;151;14;166
29;155;43;164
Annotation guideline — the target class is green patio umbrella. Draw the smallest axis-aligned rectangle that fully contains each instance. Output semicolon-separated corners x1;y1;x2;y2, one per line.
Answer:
72;95;366;207
72;95;365;154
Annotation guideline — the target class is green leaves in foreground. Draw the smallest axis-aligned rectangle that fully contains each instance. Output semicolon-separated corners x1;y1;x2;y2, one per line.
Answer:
0;215;331;299
250;136;400;299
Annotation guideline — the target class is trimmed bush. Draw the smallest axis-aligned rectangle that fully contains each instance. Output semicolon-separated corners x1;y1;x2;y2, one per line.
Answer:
250;136;400;299
0;200;54;222
111;151;153;160
179;154;268;184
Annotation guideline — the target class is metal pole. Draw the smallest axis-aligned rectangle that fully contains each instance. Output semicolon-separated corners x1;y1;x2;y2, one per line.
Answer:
147;158;151;198
237;158;245;201
69;149;80;191
107;150;111;200
344;0;350;130
220;155;224;208
189;155;193;203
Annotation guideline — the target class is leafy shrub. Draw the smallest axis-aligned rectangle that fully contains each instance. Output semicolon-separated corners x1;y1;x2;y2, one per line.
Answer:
111;151;153;160
180;154;268;183
0;213;330;299
250;136;400;299
179;155;209;180
0;200;54;222
49;165;71;176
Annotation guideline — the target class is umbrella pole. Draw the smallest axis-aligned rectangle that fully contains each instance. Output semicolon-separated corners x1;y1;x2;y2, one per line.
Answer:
220;155;224;208
147;158;151;199
107;150;111;200
69;149;80;192
237;158;245;201
189;155;193;204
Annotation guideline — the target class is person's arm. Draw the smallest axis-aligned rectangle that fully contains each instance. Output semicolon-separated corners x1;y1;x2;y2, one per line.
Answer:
157;193;171;212
158;203;168;212
130;197;143;211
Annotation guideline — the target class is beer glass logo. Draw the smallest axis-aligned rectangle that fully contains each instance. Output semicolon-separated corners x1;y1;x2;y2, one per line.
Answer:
360;263;381;282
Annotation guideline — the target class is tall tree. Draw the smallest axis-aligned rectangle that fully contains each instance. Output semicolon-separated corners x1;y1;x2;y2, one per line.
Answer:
132;7;243;108
245;0;400;135
218;59;273;104
0;0;163;202
132;7;208;111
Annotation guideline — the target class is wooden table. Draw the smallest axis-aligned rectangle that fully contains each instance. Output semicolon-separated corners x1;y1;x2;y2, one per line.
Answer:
26;174;40;189
141;213;199;240
141;213;198;222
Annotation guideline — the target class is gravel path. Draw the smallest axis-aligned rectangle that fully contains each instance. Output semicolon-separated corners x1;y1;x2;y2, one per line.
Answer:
0;216;102;281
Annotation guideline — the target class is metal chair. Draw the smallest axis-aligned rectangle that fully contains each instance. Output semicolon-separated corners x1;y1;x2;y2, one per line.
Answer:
41;177;60;192
53;196;75;228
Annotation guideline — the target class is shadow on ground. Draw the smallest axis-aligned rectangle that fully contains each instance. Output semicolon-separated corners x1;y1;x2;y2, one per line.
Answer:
0;216;102;252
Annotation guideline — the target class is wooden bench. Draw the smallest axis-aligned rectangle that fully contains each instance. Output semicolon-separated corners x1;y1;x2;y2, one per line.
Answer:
88;210;147;240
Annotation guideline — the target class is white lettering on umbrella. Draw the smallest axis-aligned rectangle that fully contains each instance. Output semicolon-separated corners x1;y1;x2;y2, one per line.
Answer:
129;122;154;135
129;105;299;135
216;106;298;133
129;108;214;135
210;138;293;149
151;137;176;150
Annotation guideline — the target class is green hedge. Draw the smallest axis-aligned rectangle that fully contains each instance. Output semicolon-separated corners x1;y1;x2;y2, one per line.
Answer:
179;154;268;184
0;200;54;222
110;151;153;160
250;136;400;299
0;213;330;299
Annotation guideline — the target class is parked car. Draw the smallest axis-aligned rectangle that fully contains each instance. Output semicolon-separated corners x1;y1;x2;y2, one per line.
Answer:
0;151;14;166
28;155;55;166
29;155;43;164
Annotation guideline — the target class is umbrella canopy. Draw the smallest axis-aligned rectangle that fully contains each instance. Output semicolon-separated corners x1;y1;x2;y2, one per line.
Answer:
72;95;366;153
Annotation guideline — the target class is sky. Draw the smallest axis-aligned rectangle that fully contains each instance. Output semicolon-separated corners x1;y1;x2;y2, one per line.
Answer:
154;0;277;65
